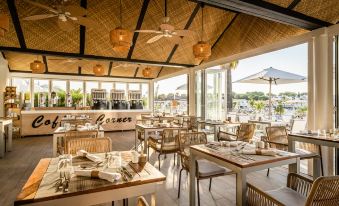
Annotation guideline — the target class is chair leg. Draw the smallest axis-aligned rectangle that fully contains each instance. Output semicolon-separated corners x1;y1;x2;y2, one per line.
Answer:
111;201;114;206
178;168;183;198
267;168;270;176
158;154;161;170
209;178;212;191
197;178;200;206
319;146;324;176
173;153;176;165
147;146;149;160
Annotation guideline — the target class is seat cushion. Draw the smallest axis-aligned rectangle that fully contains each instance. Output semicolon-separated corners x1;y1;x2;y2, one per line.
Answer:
266;187;306;206
197;159;231;178
296;148;319;159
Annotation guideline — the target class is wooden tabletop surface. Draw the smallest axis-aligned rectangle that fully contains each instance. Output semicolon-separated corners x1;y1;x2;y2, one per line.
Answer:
54;126;105;134
135;124;185;129
190;144;299;168
15;152;166;205
289;133;339;143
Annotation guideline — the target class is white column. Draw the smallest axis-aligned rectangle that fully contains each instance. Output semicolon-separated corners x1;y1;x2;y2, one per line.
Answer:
307;28;335;175
149;81;154;112
189;68;196;115
0;56;10;116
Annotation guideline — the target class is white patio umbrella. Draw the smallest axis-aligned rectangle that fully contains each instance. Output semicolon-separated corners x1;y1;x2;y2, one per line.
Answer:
234;67;306;118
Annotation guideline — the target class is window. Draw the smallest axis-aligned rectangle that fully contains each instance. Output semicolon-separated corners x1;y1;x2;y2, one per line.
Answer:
69;81;84;107
101;82;113;94
195;70;202;117
115;82;126;91
12;77;30;102
154;74;188;114
85;81;99;106
128;83;140;91
33;79;49;107
141;83;149;109
51;80;66;107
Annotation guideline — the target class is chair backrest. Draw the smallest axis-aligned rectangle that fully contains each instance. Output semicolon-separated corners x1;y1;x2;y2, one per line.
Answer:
136;196;149;206
66;137;112;155
178;132;207;171
237;123;255;142
159;128;182;152
63;130;98;153
291;119;307;133
187;116;199;131
265;126;288;150
305;175;339;205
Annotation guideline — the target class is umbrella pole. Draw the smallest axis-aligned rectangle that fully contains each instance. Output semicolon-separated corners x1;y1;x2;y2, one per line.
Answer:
269;78;272;119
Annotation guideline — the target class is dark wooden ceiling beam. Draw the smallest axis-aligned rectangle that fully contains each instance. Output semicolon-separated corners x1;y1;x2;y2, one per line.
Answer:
133;67;140;77
193;0;332;30
157;4;201;78
107;62;113;76
79;0;87;55
287;0;301;10
211;13;238;49
0;46;194;68
9;69;153;79
127;0;150;59
7;0;26;48
42;55;48;73
78;66;82;74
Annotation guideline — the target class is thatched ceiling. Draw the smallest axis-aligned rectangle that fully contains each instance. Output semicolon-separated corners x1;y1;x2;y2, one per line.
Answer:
0;0;337;79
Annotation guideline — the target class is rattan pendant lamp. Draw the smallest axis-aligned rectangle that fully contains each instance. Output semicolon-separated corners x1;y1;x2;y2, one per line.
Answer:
110;0;133;52
142;67;152;77
0;13;9;37
30;56;45;73
193;4;211;61
93;64;105;76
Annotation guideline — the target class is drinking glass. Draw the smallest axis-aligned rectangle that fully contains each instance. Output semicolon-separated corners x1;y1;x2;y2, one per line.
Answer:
108;152;122;169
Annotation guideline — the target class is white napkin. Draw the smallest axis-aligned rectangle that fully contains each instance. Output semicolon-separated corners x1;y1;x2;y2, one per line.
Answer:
241;149;277;156
76;150;102;162
74;169;121;182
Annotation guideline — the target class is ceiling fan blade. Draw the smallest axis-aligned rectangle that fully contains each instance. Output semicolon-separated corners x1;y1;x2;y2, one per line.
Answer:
160;23;175;31
64;5;87;17
173;29;194;37
23;0;59;14
22;14;57;21
72;16;99;29
134;30;162;34
171;35;183;44
57;20;75;32
147;35;164;43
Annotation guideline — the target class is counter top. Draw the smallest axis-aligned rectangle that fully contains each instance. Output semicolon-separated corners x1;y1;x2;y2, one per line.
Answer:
21;109;152;114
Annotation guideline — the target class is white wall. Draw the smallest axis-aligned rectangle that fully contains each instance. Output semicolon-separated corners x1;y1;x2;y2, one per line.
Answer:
0;55;10;116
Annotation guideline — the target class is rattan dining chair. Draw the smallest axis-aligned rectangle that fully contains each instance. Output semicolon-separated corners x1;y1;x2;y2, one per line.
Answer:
247;173;339;206
136;196;149;206
263;126;323;176
218;123;256;142
66;137;112;155
60;130;98;155
177;132;234;206
147;128;184;170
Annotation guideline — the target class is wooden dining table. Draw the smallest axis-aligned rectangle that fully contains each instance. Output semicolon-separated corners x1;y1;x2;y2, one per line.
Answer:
15;152;166;206
53;126;105;157
0;117;13;158
288;132;339;177
189;144;300;206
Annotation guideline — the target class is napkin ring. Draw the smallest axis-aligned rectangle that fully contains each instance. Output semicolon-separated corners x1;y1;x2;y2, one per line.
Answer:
91;170;100;178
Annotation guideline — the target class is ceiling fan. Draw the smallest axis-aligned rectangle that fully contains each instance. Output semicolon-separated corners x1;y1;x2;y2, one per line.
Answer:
22;0;99;31
112;62;144;69
48;58;89;66
134;0;194;44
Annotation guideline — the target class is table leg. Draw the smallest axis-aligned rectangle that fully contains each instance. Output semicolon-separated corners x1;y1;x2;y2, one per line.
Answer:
288;139;299;174
236;172;247;206
0;123;4;158
53;134;57;157
189;151;197;206
151;193;156;206
7;123;12;152
144;130;148;156
313;157;321;179
135;128;138;150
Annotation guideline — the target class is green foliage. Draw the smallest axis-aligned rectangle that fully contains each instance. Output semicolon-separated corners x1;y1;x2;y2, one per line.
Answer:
234;92;268;101
275;101;285;116
279;92;297;98
57;91;66;107
254;101;265;112
296;106;307;117
70;89;83;106
249;99;256;108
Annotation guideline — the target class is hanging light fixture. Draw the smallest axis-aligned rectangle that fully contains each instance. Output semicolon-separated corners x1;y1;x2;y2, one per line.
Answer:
0;13;9;37
193;5;211;61
142;67;152;78
93;64;105;76
110;0;132;52
229;61;239;70
30;56;45;73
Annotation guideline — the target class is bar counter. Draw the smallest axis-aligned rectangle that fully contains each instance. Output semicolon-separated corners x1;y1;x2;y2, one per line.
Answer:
20;109;151;136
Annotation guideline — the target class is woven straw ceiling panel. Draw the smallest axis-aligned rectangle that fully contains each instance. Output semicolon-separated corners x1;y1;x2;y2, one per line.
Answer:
81;60;110;75
0;1;20;47
85;0;142;58
16;0;79;53
135;66;160;78
131;0;196;62
263;0;293;8
4;51;37;71
294;0;339;24
158;67;184;77
209;14;307;62
171;7;236;65
47;57;82;74
110;65;137;77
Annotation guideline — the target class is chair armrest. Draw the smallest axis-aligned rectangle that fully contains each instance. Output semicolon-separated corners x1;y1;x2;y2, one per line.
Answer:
247;183;284;206
287;173;313;197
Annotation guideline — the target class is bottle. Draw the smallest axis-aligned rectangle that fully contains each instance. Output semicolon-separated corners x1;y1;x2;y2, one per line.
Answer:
66;93;72;107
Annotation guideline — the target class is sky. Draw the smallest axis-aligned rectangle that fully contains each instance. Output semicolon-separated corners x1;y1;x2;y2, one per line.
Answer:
155;43;308;95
